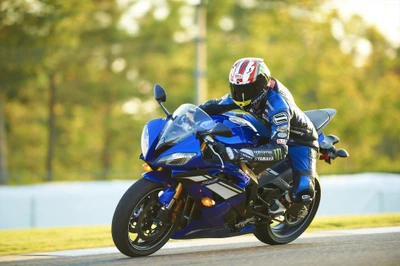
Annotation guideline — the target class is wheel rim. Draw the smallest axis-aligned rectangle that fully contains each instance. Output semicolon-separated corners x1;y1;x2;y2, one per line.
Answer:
269;189;319;238
127;188;174;251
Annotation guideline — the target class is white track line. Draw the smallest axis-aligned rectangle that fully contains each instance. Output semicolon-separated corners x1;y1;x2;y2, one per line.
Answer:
1;227;400;262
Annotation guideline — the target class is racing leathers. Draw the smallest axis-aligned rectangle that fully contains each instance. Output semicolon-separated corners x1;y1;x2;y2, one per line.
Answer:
199;78;319;204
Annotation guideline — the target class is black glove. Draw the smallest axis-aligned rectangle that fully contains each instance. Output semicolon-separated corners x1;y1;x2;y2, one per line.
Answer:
215;143;286;163
214;142;230;161
214;142;242;162
264;144;288;161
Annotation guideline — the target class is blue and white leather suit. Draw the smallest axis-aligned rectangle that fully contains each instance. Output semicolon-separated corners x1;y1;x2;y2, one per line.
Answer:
199;78;318;202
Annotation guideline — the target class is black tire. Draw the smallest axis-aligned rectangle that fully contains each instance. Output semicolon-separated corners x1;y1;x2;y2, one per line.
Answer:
111;178;178;257
254;179;321;245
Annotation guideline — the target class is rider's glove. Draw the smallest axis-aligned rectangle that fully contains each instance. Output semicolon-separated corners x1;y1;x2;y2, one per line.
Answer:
214;143;287;163
214;142;230;161
252;144;287;161
214;142;252;162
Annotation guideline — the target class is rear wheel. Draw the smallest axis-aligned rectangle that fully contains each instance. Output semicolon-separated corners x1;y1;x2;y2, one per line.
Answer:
254;179;321;245
112;178;178;257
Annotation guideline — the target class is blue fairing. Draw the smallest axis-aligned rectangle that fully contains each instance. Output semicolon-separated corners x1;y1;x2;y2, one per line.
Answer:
142;171;176;188
135;101;339;241
318;132;325;144
212;112;271;148
142;118;167;162
231;112;271;138
151;134;250;188
171;193;249;239
159;187;176;206
154;135;205;168
138;104;275;240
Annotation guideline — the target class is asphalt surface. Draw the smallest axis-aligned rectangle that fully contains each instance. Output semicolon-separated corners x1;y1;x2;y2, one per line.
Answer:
1;229;399;266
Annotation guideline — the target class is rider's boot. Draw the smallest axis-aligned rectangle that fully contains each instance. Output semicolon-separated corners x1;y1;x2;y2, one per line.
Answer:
269;191;292;216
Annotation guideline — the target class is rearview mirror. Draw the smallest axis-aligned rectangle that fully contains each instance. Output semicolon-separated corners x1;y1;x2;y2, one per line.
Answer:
154;84;166;102
210;123;232;138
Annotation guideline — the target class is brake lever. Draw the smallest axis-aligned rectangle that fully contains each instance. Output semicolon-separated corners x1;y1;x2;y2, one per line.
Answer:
203;136;225;169
209;144;225;169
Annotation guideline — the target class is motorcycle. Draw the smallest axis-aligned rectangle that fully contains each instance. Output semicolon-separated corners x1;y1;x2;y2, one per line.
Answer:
112;84;349;257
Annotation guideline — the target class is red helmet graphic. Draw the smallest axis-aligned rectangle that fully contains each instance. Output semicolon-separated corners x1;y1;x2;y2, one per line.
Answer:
228;58;271;108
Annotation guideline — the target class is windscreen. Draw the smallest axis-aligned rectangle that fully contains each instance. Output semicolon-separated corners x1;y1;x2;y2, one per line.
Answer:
156;104;215;150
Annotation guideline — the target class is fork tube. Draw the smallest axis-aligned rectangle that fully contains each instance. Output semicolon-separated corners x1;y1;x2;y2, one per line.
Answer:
240;162;258;184
166;183;183;210
200;142;207;152
187;201;196;224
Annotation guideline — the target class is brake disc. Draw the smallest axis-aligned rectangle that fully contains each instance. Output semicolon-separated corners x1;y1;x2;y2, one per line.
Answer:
136;201;164;241
285;204;309;225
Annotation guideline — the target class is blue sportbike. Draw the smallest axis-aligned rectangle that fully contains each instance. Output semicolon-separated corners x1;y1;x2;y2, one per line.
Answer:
112;84;348;257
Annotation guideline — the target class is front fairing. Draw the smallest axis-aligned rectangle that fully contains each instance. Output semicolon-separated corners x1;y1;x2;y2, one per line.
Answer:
156;104;215;150
142;104;215;166
154;134;205;169
140;105;253;188
141;118;168;162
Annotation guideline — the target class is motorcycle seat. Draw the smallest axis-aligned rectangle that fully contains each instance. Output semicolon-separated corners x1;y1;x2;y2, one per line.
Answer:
304;108;336;134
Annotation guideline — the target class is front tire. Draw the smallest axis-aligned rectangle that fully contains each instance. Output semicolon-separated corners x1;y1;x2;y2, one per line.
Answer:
112;178;177;257
254;179;321;245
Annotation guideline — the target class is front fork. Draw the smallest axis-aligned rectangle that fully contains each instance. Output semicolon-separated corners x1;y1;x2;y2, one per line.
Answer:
142;171;184;225
166;183;183;209
156;183;183;226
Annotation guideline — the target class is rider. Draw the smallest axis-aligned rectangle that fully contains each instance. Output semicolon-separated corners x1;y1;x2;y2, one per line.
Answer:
198;57;319;215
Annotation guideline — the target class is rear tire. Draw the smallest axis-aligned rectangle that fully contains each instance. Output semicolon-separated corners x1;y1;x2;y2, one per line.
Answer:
112;178;178;257
254;179;321;245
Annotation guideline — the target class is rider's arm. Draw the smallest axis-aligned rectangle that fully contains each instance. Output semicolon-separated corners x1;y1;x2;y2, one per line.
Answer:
198;94;238;115
250;110;290;161
247;96;291;162
225;127;289;162
221;97;290;162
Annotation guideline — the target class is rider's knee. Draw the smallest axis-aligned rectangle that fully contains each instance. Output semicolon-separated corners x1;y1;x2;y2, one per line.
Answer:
291;171;315;203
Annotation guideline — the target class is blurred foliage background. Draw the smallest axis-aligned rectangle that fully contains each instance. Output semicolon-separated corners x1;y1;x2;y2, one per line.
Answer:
0;0;399;184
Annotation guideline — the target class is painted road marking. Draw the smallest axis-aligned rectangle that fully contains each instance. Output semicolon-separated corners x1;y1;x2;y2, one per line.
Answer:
1;227;400;262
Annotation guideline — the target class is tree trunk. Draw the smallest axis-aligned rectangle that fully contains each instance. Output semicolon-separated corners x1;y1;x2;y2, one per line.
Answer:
101;103;112;179
0;95;8;184
46;73;56;182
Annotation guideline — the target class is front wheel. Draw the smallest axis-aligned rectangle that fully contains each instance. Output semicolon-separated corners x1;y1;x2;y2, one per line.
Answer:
254;179;321;245
112;178;178;257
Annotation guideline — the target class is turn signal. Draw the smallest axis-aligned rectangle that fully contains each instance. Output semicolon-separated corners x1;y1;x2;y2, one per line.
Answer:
201;197;215;207
142;163;152;172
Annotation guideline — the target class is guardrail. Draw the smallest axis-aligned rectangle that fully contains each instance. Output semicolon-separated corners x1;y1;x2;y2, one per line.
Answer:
1;173;399;229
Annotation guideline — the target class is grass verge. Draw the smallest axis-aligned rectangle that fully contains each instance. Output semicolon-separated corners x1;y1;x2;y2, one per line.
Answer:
1;213;399;256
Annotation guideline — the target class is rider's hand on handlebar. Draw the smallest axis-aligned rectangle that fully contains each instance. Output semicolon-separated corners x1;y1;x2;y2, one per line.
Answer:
214;142;230;161
214;142;240;162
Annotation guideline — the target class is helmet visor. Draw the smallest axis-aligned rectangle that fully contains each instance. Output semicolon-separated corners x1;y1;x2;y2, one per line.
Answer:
230;78;266;108
230;82;261;102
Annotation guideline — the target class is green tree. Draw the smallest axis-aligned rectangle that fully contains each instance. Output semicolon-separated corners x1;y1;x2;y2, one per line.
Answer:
1;0;399;185
0;0;46;183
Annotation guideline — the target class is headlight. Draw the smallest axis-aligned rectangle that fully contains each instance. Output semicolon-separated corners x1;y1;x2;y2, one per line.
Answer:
141;125;149;157
157;152;197;165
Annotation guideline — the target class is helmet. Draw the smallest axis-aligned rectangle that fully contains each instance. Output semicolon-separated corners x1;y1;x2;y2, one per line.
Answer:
228;58;271;109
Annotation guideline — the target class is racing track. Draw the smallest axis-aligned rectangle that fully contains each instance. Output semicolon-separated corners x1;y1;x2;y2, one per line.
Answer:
1;227;399;266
